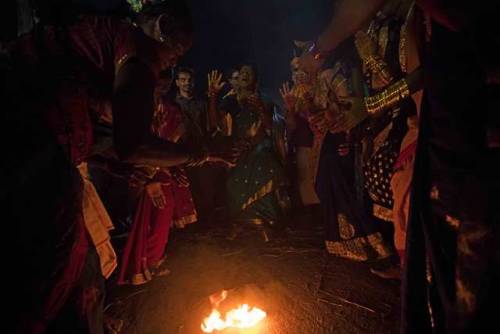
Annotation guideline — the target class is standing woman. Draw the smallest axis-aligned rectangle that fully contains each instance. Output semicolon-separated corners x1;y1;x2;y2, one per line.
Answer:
211;65;289;236
3;2;232;332
118;70;198;285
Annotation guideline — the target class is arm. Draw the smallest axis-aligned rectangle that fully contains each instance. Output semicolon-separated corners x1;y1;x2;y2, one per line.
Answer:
207;70;227;132
299;0;385;73
112;59;193;167
208;94;218;132
331;67;424;133
317;0;385;53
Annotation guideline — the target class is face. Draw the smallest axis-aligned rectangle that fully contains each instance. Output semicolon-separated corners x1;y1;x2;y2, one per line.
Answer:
291;57;309;86
156;32;193;70
146;15;193;69
229;70;239;90
176;72;194;96
238;65;256;90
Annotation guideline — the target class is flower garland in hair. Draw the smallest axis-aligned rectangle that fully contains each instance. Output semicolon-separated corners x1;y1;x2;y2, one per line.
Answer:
127;0;143;12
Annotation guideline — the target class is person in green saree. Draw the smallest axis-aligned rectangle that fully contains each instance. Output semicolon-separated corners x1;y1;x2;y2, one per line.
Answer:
208;65;289;239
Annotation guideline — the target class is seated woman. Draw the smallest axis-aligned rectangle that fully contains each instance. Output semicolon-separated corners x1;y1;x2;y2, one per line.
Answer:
208;65;289;239
118;70;198;285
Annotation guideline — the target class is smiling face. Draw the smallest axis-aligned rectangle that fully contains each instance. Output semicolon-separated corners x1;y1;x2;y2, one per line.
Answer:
175;71;194;97
238;65;257;92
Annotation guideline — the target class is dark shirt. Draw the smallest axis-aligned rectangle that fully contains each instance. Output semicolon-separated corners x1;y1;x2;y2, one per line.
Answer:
175;95;208;148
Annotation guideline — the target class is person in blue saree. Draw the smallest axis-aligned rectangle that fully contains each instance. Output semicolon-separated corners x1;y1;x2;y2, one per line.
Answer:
207;65;289;236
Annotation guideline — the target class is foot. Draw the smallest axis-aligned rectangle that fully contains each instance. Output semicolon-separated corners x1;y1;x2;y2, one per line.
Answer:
370;265;401;280
104;315;124;334
151;257;171;277
152;266;171;277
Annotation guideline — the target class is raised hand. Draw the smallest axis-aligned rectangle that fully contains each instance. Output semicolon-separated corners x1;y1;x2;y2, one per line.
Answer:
208;70;226;98
279;82;297;111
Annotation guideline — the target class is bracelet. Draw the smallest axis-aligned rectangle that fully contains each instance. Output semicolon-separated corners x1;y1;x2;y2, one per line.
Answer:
364;79;410;114
307;42;328;60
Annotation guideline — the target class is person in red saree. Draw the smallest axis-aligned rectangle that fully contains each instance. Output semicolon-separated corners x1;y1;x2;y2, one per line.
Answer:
118;70;198;285
3;2;235;333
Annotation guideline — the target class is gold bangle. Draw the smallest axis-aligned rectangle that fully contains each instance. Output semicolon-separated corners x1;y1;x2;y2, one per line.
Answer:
364;79;410;114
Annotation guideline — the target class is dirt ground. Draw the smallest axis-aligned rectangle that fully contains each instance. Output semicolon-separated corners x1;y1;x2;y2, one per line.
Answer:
107;219;401;334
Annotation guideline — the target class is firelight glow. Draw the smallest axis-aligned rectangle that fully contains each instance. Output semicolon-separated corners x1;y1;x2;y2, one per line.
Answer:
201;304;267;333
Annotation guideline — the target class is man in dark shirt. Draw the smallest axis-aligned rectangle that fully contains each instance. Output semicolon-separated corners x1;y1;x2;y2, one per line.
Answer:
174;67;227;225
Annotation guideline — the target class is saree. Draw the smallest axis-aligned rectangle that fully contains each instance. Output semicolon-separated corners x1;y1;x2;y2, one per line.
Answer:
314;62;391;261
118;98;197;285
222;96;288;224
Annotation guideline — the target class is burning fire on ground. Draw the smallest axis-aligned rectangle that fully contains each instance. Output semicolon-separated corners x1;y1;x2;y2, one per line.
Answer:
201;290;267;333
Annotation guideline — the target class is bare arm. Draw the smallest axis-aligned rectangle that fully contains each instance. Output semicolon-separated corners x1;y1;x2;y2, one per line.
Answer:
299;0;385;74
317;0;385;54
112;59;191;168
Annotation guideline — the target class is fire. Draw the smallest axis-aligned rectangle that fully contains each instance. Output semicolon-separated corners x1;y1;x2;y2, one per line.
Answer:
201;304;267;333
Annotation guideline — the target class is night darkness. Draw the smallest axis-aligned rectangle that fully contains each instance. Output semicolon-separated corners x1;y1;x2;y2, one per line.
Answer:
183;0;333;102
6;0;333;102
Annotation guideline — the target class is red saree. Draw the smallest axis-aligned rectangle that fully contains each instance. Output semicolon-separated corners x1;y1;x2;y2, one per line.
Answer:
118;97;197;285
6;15;165;332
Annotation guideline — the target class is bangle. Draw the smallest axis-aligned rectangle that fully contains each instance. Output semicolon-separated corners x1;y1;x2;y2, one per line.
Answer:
364;79;410;114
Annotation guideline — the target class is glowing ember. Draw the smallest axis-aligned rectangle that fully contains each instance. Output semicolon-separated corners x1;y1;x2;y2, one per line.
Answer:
201;304;267;333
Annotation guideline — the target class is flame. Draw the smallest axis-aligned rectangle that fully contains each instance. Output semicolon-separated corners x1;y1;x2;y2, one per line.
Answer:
201;304;267;333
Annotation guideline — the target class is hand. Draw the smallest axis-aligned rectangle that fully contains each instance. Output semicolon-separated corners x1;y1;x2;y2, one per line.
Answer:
354;31;377;61
145;182;167;209
170;167;190;187
329;96;369;134
208;139;250;167
208;70;226;97
308;111;331;134
279;82;297;111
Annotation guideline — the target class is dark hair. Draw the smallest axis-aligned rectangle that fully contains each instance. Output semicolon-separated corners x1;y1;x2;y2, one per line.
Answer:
224;67;240;80
136;0;193;35
175;66;194;79
239;63;259;83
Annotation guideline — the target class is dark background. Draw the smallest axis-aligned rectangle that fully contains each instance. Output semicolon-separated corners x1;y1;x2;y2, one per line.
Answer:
6;0;334;102
184;0;333;102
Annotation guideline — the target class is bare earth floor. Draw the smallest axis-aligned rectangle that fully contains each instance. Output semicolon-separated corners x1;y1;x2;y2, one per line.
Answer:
107;221;400;334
